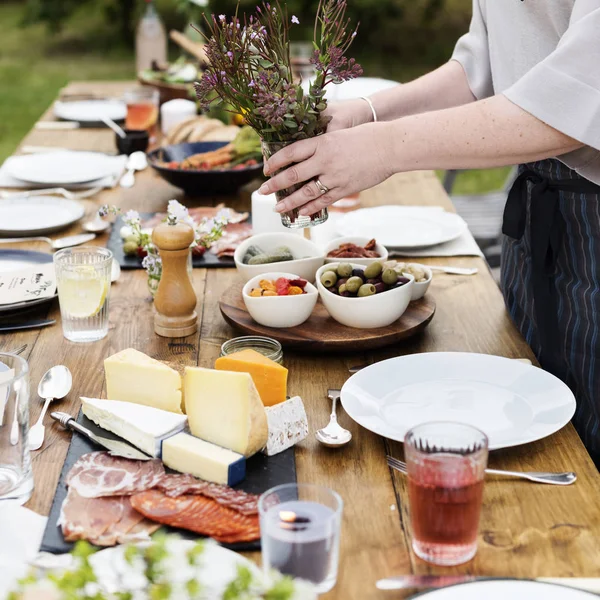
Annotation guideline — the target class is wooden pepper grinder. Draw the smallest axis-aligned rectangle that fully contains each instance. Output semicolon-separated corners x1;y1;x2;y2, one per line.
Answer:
152;221;198;338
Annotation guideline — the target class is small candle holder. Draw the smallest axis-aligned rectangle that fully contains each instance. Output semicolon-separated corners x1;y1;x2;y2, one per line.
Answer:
259;483;343;594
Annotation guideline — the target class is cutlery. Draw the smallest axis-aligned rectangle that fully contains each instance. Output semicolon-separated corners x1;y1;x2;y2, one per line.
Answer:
28;365;73;450
35;121;80;130
7;344;27;356
348;357;533;374
51;411;153;460
0;320;56;333
0;233;96;250
376;576;600;592
427;265;479;275
83;213;111;233
0;187;102;201
102;116;127;139
120;151;148;188
386;455;576;486
315;389;352;448
111;260;121;283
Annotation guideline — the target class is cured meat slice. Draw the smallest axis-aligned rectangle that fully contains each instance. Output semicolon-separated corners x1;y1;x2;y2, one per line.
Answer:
59;488;160;547
130;490;260;544
209;222;253;258
142;205;249;229
156;474;258;515
67;452;165;498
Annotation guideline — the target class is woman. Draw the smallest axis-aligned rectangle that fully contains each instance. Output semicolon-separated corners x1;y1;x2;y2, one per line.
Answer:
259;1;600;462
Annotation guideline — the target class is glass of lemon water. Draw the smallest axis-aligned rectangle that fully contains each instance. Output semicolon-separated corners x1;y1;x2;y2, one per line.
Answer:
54;247;113;343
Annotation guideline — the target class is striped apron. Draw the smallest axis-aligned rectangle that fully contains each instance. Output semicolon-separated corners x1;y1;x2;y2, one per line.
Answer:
501;159;600;462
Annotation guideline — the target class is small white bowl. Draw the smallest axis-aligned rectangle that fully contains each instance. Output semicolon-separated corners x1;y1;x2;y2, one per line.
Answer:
242;272;318;328
323;236;388;266
316;263;414;329
392;262;433;301
235;233;325;283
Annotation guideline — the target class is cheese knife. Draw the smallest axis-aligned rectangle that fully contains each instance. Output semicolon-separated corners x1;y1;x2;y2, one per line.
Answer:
50;411;153;461
376;576;600;593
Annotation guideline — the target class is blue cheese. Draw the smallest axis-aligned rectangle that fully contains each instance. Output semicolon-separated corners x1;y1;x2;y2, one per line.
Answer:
262;396;309;456
162;433;246;486
81;397;187;458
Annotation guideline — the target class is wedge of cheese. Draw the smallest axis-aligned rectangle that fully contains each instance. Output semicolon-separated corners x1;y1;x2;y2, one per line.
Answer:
104;348;182;414
263;396;309;456
162;432;246;486
81;397;187;458
215;349;287;407
184;367;268;457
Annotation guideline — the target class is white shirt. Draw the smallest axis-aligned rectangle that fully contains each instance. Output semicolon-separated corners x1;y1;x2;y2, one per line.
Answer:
451;0;600;184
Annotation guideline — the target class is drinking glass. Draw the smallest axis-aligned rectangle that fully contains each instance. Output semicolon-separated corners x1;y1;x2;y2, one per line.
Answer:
405;422;488;566
54;247;113;343
124;88;160;143
259;483;343;594
0;353;33;504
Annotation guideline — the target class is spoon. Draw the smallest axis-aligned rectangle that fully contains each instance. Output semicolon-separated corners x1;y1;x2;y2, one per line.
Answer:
315;389;352;448
83;213;111;233
427;265;479;276
0;233;96;250
28;365;73;451
101;116;127;139
111;259;121;283
120;151;148;188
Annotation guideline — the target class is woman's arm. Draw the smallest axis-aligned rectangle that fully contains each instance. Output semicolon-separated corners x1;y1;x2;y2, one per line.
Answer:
326;61;477;131
259;94;583;217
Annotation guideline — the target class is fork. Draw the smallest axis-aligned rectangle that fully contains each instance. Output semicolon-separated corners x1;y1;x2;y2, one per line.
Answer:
0;187;102;201
386;455;576;486
5;344;27;356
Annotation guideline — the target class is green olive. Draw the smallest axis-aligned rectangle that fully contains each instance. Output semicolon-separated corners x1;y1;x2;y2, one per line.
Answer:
321;270;338;288
124;234;140;245
357;283;377;297
382;268;398;285
123;240;139;256
345;276;364;294
336;263;353;278
338;284;348;295
364;262;383;279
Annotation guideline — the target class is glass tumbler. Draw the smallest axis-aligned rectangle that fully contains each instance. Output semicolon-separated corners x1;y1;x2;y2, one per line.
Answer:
405;422;488;566
54;247;113;343
0;353;33;504
124;87;160;143
259;483;343;594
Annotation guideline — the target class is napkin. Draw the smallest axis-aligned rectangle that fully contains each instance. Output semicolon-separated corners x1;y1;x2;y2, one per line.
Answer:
0;505;48;598
0;264;56;306
310;206;484;258
0;153;127;190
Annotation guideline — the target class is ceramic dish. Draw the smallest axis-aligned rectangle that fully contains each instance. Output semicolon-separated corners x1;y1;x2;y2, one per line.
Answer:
391;262;432;301
323;236;388;266
235;233;325;283
53;99;127;123
315;262;414;329
242;272;318;328
340;352;577;450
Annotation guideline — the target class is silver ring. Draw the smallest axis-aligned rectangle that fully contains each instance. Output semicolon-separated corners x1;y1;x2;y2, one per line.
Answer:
315;179;330;195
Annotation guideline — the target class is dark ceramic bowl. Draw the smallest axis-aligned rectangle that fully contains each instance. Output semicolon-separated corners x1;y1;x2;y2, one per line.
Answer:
116;129;149;155
147;141;264;196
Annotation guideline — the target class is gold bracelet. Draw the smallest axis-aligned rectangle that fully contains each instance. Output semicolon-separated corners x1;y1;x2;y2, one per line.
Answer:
360;96;377;122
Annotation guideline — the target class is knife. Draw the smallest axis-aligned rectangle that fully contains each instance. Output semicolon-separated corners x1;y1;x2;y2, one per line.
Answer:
0;320;56;333
50;411;153;461
376;576;600;593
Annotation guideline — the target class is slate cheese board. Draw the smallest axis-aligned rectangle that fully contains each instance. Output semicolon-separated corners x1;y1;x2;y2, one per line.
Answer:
40;410;296;553
107;214;247;270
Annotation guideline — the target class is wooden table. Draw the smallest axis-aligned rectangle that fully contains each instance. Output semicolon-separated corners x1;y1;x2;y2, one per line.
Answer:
3;81;600;598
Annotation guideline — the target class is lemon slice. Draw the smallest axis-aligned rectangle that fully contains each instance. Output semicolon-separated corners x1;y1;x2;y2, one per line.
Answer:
58;266;108;319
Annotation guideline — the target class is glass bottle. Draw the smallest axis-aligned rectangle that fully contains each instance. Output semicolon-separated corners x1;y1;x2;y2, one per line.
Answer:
136;0;168;73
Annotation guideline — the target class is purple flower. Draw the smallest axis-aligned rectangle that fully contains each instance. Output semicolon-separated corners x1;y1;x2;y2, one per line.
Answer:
218;14;225;21
256;5;261;11
248;79;256;87
291;15;299;24
227;51;233;60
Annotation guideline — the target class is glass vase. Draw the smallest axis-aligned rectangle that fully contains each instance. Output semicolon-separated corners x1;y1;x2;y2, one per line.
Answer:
261;140;328;229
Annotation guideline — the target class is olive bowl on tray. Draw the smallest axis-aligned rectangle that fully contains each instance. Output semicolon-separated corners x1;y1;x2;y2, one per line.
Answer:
147;141;264;196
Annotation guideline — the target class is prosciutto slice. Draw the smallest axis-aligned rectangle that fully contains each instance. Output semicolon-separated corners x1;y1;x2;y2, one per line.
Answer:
156;474;259;515
67;452;165;498
130;490;260;544
209;222;253;258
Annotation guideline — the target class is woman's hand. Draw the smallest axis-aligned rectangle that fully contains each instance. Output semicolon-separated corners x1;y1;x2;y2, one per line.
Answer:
259;123;394;217
323;98;374;132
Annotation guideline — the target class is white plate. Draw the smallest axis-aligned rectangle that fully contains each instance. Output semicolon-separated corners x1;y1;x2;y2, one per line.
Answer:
336;206;468;249
412;580;597;599
90;539;261;597
54;99;126;123
341;352;576;450
0;196;84;235
6;151;118;185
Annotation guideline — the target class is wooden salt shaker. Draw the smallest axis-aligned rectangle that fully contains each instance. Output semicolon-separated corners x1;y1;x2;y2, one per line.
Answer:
152;221;198;338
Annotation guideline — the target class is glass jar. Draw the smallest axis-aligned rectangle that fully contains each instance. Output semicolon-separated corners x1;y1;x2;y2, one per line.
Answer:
262;140;328;229
220;336;283;364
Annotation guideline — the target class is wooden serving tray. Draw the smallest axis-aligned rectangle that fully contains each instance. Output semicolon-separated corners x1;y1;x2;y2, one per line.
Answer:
219;282;436;352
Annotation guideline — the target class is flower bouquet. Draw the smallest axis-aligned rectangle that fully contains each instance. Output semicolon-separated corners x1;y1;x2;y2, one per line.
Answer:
195;0;362;229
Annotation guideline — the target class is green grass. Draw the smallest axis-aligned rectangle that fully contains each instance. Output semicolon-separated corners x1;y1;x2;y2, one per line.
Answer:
0;0;507;194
